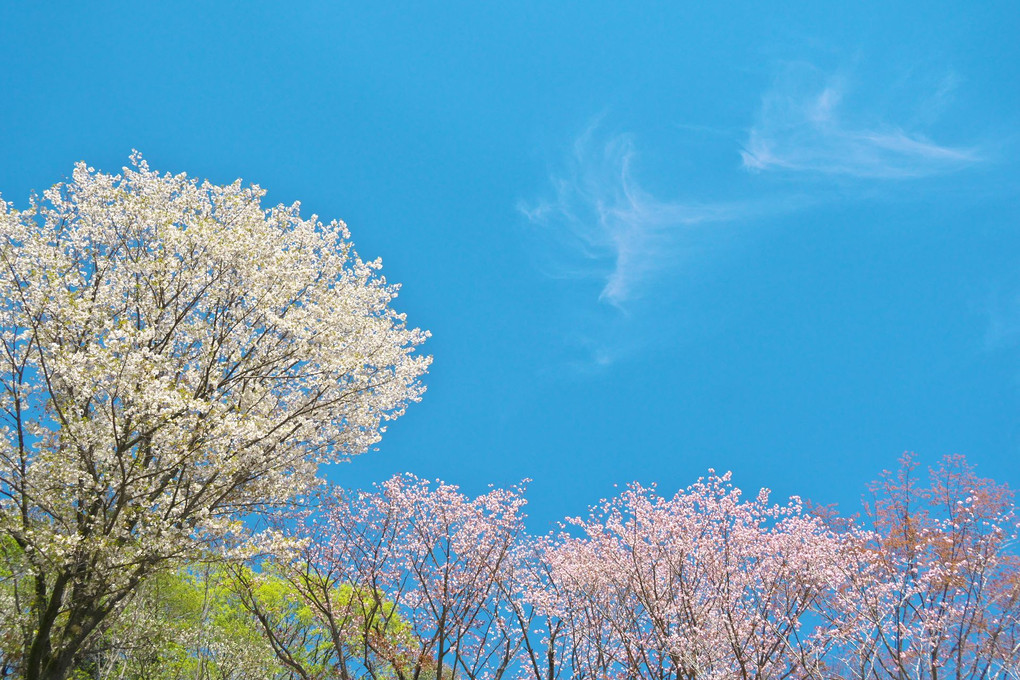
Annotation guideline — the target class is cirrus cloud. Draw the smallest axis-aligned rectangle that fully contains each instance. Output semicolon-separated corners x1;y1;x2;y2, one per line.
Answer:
741;65;981;179
521;124;745;308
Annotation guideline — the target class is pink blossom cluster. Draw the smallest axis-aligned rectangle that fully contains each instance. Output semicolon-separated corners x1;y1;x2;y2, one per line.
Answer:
280;456;1020;680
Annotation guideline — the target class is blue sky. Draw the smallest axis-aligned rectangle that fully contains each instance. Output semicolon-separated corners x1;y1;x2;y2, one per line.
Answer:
2;1;1018;529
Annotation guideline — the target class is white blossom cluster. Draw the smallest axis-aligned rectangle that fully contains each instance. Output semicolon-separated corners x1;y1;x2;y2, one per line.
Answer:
0;154;429;665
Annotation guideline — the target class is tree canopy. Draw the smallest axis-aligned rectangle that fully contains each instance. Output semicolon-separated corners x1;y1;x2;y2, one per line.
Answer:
0;156;430;680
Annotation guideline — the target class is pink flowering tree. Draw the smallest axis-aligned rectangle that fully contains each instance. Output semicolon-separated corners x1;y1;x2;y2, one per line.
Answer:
819;455;1020;679
498;535;596;680
230;459;1020;680
531;472;854;680
253;474;529;680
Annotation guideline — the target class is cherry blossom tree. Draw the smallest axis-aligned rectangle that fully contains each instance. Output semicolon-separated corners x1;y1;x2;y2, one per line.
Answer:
532;473;854;680
263;474;528;680
0;155;430;680
210;461;1020;680
819;454;1020;679
495;536;579;680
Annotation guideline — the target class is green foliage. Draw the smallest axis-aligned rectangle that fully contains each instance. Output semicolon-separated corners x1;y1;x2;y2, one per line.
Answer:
70;565;292;680
50;561;421;680
230;561;418;680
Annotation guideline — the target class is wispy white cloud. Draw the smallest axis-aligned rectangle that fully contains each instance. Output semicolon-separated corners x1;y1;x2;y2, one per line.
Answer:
741;65;981;179
521;124;742;308
523;65;992;370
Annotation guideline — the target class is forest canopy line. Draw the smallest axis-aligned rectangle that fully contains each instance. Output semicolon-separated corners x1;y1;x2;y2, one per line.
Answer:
1;159;1018;680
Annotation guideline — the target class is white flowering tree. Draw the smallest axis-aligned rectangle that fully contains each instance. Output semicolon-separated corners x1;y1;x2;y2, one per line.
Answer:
0;155;430;680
